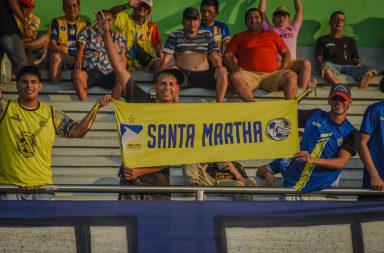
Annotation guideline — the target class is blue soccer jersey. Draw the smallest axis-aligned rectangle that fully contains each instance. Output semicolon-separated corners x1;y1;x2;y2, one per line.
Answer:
275;109;356;192
360;101;384;188
200;20;230;53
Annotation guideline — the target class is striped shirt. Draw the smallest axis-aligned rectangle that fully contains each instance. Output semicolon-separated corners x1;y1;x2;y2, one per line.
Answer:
163;29;219;55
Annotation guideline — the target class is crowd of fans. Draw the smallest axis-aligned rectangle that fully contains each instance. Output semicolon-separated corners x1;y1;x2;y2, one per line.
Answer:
0;0;383;201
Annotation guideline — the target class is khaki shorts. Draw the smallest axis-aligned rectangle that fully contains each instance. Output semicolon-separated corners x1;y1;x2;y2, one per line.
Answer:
243;70;290;92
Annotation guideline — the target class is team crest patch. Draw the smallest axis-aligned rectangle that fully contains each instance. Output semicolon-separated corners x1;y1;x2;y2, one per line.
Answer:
39;118;47;127
16;131;37;158
120;124;144;152
60;25;66;31
266;118;291;141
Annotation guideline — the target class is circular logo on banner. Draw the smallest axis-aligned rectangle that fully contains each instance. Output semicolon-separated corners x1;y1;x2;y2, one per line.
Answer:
266;118;291;141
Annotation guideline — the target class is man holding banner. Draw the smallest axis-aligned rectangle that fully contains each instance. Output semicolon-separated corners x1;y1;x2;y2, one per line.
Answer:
97;11;186;200
257;84;358;200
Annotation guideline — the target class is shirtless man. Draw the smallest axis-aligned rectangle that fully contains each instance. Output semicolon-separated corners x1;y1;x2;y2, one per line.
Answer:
160;7;228;102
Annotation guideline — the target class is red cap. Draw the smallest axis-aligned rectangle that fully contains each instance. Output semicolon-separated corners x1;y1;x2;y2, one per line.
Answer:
19;0;35;8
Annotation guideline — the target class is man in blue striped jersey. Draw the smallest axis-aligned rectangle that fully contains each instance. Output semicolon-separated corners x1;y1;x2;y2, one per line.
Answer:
160;7;228;103
257;84;358;200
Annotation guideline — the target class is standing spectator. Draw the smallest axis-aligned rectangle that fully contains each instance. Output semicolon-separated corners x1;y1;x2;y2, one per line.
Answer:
315;11;376;88
0;66;111;200
48;0;89;84
15;0;49;66
160;7;228;103
259;0;311;89
199;0;231;54
223;8;297;101
96;11;183;200
184;162;256;200
358;101;384;200
0;0;28;75
73;10;127;101
257;84;358;200
110;0;162;72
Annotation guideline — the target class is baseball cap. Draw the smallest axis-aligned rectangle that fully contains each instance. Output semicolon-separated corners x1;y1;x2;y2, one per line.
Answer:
155;69;185;84
183;7;200;20
273;6;290;16
329;84;352;101
19;0;35;8
140;0;153;8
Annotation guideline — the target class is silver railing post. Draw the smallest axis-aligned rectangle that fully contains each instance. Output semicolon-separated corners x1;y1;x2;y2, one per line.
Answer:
196;189;204;201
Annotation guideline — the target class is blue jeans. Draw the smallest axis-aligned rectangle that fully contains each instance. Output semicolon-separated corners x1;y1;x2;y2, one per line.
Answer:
322;62;376;81
0;33;28;75
0;193;55;200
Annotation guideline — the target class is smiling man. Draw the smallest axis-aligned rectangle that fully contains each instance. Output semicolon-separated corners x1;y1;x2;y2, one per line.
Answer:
0;66;111;200
223;8;297;102
257;84;358;199
96;10;187;200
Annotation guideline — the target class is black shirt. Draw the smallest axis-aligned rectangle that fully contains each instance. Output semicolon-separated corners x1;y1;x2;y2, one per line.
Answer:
0;0;21;37
315;35;359;65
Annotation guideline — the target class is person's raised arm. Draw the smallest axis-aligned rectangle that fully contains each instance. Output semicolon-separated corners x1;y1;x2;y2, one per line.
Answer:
96;11;131;87
292;0;303;25
359;133;384;190
258;0;272;27
69;95;113;138
109;0;139;15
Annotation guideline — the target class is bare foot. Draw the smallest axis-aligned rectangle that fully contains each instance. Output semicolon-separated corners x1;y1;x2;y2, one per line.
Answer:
359;70;375;89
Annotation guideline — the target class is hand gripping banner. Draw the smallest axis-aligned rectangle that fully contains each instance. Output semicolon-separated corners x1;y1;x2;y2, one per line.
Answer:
112;100;299;167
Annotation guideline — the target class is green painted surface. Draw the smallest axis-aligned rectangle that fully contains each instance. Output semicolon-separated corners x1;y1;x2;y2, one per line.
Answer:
34;0;384;46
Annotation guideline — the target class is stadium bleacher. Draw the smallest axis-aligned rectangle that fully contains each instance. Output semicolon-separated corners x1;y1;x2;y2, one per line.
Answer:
1;46;383;200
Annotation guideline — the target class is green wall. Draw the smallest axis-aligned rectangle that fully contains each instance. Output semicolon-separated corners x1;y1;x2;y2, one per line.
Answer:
34;0;384;46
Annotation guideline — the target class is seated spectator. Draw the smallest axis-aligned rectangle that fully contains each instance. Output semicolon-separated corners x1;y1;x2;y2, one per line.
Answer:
199;0;230;54
315;11;376;89
48;0;89;83
257;84;358;200
358;101;384;200
0;66;111;200
96;11;185;200
0;0;28;75
183;162;255;200
110;0;162;72
259;0;311;89
160;7;228;103
73;10;127;101
223;8;297;102
15;0;49;66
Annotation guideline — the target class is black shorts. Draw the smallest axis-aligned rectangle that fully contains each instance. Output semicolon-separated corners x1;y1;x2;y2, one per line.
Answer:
87;69;116;90
179;67;217;90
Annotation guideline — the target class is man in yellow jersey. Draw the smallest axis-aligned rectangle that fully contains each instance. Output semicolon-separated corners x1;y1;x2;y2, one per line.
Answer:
109;0;163;72
48;0;89;83
0;66;111;200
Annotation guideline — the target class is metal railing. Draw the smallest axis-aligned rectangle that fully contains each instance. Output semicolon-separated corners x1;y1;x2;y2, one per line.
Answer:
1;184;384;201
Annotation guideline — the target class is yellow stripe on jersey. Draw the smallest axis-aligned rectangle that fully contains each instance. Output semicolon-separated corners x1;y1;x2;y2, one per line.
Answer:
294;133;333;191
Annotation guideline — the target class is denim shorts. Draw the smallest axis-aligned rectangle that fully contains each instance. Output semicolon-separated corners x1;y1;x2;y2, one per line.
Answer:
322;62;376;81
0;193;55;200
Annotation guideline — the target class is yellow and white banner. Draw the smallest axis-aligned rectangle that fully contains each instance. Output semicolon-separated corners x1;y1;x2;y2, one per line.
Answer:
113;100;299;167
